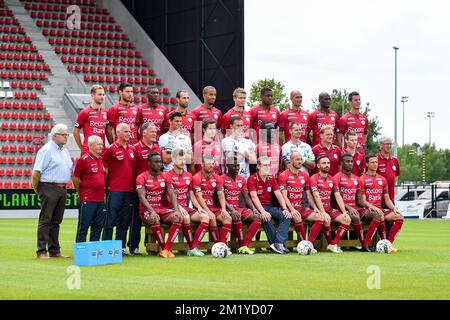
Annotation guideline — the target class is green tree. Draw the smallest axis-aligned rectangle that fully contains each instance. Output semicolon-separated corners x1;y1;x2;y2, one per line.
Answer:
247;78;290;112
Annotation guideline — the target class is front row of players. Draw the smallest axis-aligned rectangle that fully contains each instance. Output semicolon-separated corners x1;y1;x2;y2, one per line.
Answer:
137;149;404;258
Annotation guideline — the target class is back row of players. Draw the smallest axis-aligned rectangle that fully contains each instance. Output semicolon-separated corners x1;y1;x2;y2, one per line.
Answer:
72;84;403;257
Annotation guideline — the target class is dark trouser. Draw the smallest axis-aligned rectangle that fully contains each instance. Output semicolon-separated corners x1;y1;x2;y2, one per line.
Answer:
127;193;141;252
262;205;291;245
102;191;133;248
36;183;67;255
76;201;106;243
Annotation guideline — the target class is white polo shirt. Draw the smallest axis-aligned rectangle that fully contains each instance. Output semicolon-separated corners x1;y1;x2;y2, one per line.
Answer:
222;135;256;179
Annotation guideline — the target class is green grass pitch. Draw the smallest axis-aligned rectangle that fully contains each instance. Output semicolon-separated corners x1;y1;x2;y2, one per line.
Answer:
1;218;449;299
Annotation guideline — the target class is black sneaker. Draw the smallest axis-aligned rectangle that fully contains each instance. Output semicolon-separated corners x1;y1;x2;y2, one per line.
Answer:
130;248;142;256
122;249;130;256
360;246;373;252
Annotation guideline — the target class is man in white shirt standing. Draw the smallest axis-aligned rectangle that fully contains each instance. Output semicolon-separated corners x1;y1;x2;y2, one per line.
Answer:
222;116;257;179
281;122;315;175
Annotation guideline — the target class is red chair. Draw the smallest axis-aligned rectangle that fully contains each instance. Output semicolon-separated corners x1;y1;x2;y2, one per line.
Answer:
27;145;35;153
4;180;11;188
22;180;30;188
15;168;23;177
17;156;25;164
13;180;21;188
8;133;15;141
6;168;14;176
9;145;17;153
0;168;5;176
18;145;26;153
25;156;33;165
24;169;32;176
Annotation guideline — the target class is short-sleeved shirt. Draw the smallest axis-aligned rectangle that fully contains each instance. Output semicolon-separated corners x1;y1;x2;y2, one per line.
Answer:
158;131;193;154
247;172;279;206
343;148;366;177
332;172;362;207
73;152;105;202
281;140;315;174
74;105;108;154
360;173;389;208
337;112;369;154
377;153;400;201
221;108;252;138
137;104;168;138
33;140;73;183
249;104;280;141
193;172;223;207
256;142;281;177
193;139;223;173
103;142;135;192
221;174;247;208
136;171;173;212
191;105;223;128
307;109;339;147
312;143;342;176
133;140;161;177
163;110;196;137
279;108;309;143
278;169;310;209
222;136;256;179
107;103;140;145
164;169;193;207
310;173;338;212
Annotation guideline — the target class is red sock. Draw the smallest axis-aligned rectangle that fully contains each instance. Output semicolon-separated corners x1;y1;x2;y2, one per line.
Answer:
151;224;165;249
363;219;380;247
219;224;232;243
353;224;364;245
242;220;261;247
182;224;193;249
164;222;181;251
323;225;333;244
209;226;219;242
332;224;349;245
388;219;403;244
378;221;387;239
233;221;244;246
294;222;306;241
191;222;208;249
307;220;324;242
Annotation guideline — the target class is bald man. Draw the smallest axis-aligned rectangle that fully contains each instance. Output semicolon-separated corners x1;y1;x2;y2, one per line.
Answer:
279;90;310;144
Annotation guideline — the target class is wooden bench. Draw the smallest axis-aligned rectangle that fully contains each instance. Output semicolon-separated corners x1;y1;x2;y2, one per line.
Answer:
145;221;380;254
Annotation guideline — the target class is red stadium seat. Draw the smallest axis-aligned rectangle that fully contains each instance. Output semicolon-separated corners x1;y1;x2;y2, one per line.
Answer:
13;180;21;189
25;156;33;165
21;180;30;188
0;168;4;176
24;168;32;176
15;168;23;177
4;180;11;188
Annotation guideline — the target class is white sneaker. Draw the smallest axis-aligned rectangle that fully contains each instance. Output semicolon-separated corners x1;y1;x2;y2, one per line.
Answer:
311;248;318;255
226;247;232;256
337;246;343;253
187;247;205;257
326;244;341;253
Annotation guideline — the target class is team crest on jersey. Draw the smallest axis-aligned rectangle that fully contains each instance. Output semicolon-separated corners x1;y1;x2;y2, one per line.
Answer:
361;120;365;125
334;154;338;159
216;147;221;152
329;182;333;188
303;115;307;120
158;111;163;116
301;179;305;184
354;180;358;186
272;114;276;119
267;187;272;192
160;182;165;187
188;118;193;122
356;160;361;165
130;153;134;158
103;115;107;119
132;110;137;115
245;117;250;122
392;165;397;171
378;180;383;185
214;114;218;119
186;180;190;185
331;117;335;121
212;182;216;187
238;183;242;188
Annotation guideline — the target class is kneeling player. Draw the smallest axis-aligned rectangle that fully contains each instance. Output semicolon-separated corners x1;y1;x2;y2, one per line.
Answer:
193;155;233;246
278;151;325;252
222;155;262;254
310;155;352;253
360;155;404;252
165;148;211;256
136;152;183;259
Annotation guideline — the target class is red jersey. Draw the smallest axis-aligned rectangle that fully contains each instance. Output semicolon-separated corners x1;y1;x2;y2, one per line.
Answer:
107;103;140;145
249;104;280;141
74;105;108;154
360;173;389;208
193;139;223;173
221;174;247;208
256;142;281;176
136;171;173;211
164;169;193;207
332;172;362;207
191;105;223;128
221;108;252;138
312;143;342;176
247;172;280;206
192;172;223;207
307;109;339;147
137;104;168;138
377;153;400;201
73;152;105;202
310;173;338;212
103;142;135;192
337;112;369;154
278;169;310;209
279;108;309;143
133;140;161;177
343;148;366;177
163;110;196;137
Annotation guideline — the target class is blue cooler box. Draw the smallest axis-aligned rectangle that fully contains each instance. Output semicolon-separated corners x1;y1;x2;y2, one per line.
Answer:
74;240;122;266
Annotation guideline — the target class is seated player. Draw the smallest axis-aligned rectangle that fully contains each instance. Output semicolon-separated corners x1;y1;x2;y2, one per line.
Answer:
310;155;351;253
360;154;404;252
333;153;379;251
136;152;183;259
278;151;325;253
193;155;233;248
165;148;211;257
222;154;262;254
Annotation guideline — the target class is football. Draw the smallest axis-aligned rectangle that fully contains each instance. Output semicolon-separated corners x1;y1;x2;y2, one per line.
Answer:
211;242;229;258
297;240;314;255
376;239;393;254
